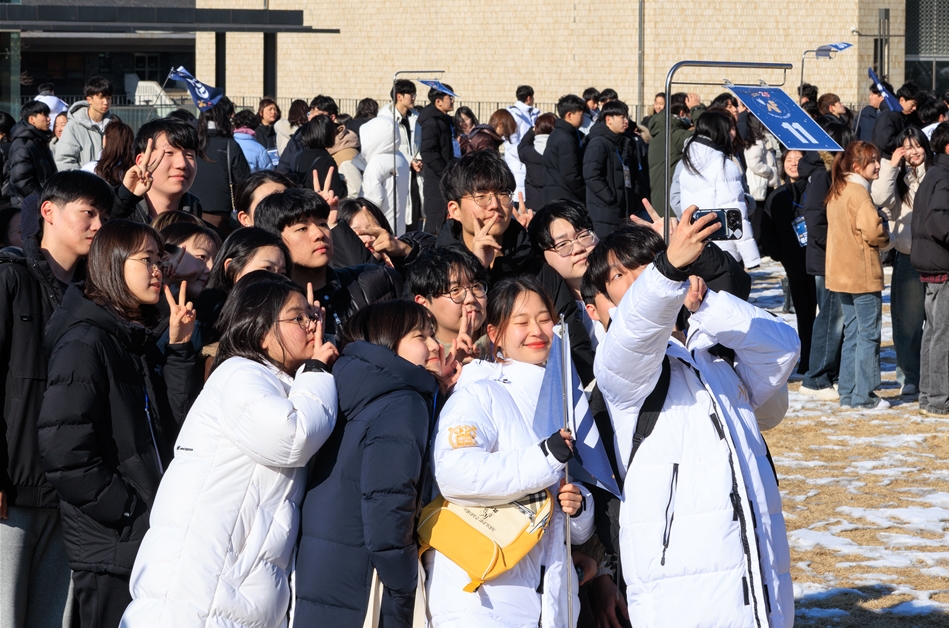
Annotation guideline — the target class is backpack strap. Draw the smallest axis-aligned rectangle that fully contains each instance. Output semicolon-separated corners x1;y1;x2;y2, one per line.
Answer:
627;354;671;469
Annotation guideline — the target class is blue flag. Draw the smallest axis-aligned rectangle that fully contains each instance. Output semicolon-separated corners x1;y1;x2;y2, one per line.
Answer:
168;66;223;112
868;67;902;112
533;325;622;497
418;80;459;99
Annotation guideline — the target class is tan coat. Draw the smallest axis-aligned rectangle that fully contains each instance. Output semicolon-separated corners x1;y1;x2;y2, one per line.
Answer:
826;176;890;294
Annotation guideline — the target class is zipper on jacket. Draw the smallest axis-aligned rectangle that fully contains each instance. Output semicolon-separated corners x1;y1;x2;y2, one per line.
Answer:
660;463;679;566
143;389;164;474
742;576;750;605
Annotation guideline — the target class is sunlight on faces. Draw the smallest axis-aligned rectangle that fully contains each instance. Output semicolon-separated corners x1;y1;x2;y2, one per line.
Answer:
41;199;105;258
396;324;442;374
856;156;881;181
903;138;927;168
86;93;111;117
783;151;803;180
448;192;513;240
261;104;278;125
53;114;67;138
228;245;287;281
262;291;317;373
542;218;597;283
29;112;50;132
239;181;287;227
175;234;218;300
488;291;555;366
349;207;384;260
281;217;333;269
415;268;487;342
585;291;614;329
124;237;163;305
138;132;197;198
604;252;648;305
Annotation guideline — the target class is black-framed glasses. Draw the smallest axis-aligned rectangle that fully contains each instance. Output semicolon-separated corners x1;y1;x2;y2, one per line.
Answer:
464;190;514;208
436;282;488;304
278;312;320;331
547;229;598;257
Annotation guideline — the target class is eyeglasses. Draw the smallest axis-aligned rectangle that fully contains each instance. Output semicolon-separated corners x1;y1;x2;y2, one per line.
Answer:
547;230;598;257
436;282;488;304
464;190;514;208
278;312;320;331
129;257;163;274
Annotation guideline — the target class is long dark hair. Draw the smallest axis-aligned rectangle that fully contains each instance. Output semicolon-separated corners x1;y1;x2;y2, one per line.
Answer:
337;299;436;354
485;275;555;361
212;271;304;372
896;126;932;200
287;99;309;127
94;118;133;187
682;108;735;175
198;97;235;160
85;219;164;326
205;227;291;292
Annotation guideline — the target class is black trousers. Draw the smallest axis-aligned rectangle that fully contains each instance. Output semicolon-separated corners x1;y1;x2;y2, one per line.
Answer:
72;570;132;628
786;273;817;374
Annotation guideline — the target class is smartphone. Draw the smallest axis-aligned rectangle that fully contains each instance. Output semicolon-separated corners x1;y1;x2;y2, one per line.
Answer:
690;208;743;241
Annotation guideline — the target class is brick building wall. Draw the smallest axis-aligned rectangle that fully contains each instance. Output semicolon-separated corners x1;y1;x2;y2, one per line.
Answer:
195;0;905;113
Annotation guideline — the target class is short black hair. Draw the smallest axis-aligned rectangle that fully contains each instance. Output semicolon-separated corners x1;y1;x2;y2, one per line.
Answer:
254;187;330;235
298;115;336;150
582;87;600;103
710;93;738;109
205;227;292;292
798;83;818;102
586;225;666;296
133;118;199;157
84;75;113;98
232;109;260;130
0;111;14;136
37;83;55;95
309;94;339;117
20;100;50;121
801;101;820;119
557;94;586;118
337;300;437;354
600;99;629;119
516;85;534;103
440;149;516;205
38;170;114;237
896;81;921;102
579;269;597;305
598;88;619;104
234;170;295;214
870;80;894;96
528;198;595;255
932;122;949;155
670;102;690;117
918;97;948;126
404;246;488;299
391;79;417;100
669;92;687;106
428;84;454;104
166;108;196;122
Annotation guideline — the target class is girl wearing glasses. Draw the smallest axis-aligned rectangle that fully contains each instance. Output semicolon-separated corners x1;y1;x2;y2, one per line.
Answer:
294;300;446;626
121;271;339;627
37;220;200;626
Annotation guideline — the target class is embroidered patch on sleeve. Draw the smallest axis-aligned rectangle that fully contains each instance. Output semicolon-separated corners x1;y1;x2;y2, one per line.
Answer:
448;425;479;449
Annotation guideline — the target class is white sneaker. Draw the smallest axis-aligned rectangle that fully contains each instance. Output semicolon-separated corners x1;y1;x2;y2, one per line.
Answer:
800;385;840;401
901;384;919;396
869;398;891;410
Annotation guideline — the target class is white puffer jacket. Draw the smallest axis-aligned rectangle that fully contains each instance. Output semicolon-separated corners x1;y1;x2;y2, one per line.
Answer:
744;136;781;202
121;357;337;628
379;104;424;225
427;359;594;628
595;265;798;628
678;139;761;267
358;116;410;235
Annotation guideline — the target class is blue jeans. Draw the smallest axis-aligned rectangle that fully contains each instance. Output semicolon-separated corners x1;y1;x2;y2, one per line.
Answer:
803;275;843;389
838;291;883;407
891;252;925;387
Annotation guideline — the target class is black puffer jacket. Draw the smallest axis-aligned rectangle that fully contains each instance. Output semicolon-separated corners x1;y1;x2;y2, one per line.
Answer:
6;122;55;207
418;104;455;232
295;340;437;627
435;219;596;384
800;151;832;276
190;131;251;215
872;108;907;158
0;138;11;202
911;153;949;274
517;128;546;211
254;123;277;150
112;183;203;224
293;147;347;199
0;237;74;508
762;179;810;281
543;118;585;204
583;122;629;236
37;285;199;575
315;264;404;339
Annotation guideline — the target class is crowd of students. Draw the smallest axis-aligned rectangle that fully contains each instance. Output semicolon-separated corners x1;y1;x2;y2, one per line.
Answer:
0;70;945;628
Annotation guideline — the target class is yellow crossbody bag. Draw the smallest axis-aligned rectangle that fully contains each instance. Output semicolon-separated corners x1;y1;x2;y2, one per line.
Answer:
416;489;553;592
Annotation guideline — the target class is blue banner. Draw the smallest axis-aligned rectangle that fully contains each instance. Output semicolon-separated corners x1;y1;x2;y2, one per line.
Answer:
418;80;459;99
868;67;902;112
728;85;842;151
167;66;223;112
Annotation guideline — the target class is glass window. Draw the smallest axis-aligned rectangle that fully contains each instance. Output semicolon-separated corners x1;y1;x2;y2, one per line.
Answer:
906;58;935;91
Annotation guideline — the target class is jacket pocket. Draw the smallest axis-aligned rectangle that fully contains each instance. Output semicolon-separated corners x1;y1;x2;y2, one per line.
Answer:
660;463;679;567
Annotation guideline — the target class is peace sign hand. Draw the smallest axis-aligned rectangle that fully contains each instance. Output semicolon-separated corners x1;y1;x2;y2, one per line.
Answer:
165;282;196;345
436;342;463;394
314;167;339;222
306;283;339;366
514;192;535;229
448;309;477;365
471;214;502;268
123;138;164;197
630;197;678;238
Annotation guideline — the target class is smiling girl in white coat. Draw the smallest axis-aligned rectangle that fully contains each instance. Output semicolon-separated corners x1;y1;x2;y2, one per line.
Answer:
426;275;594;628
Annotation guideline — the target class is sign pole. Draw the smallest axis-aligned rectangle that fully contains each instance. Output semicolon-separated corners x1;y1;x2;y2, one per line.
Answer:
559;314;573;628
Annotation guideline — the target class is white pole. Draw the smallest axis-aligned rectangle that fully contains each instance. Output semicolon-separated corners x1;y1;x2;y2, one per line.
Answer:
560;314;573;627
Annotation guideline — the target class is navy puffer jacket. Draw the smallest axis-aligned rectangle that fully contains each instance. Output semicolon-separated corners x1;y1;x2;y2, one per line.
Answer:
294;340;437;628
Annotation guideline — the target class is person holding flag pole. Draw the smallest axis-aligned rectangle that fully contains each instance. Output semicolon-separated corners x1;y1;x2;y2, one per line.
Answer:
422;275;594;628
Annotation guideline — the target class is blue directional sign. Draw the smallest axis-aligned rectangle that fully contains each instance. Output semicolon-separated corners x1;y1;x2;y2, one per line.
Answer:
728;85;843;151
418;80;459;98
